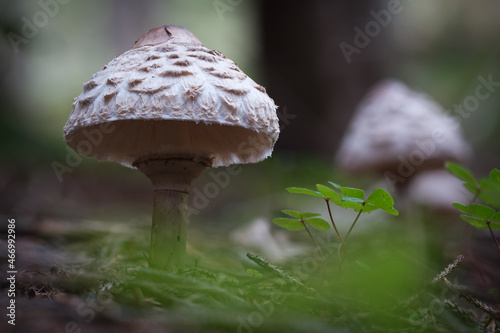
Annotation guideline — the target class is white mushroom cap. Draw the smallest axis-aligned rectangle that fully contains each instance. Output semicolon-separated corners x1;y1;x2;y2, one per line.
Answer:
335;79;472;174
406;169;473;214
64;25;279;168
229;218;307;262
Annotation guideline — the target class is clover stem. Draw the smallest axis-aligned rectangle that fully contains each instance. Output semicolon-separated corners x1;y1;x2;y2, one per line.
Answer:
337;205;365;272
344;205;365;241
325;199;347;265
486;222;500;256
301;220;325;262
301;220;326;282
471;188;481;204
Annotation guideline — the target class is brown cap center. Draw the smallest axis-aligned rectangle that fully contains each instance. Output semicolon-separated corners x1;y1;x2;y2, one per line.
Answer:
132;25;203;48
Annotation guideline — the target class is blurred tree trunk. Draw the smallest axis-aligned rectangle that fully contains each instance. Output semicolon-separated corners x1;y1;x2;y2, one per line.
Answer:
107;0;161;53
258;0;388;158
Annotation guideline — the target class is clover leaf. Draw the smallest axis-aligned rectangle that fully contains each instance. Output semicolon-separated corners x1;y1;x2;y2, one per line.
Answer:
446;162;480;195
273;210;330;231
452;203;500;229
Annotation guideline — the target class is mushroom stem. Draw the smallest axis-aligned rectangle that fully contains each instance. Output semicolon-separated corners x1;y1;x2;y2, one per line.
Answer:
134;157;211;272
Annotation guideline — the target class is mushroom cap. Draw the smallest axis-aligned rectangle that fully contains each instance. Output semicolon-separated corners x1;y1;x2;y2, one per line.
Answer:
64;25;279;168
335;80;472;174
406;169;473;214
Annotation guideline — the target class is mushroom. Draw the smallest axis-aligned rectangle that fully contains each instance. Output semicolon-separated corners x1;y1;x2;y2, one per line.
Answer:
63;25;279;272
229;218;307;262
335;79;472;191
405;169;474;215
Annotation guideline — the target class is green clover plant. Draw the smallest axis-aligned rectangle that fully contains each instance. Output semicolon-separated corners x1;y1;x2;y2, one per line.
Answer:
273;181;398;273
446;162;500;255
273;210;330;262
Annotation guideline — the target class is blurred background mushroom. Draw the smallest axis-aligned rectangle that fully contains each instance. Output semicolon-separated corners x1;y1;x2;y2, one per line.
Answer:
229;218;306;263
405;169;474;216
335;79;473;194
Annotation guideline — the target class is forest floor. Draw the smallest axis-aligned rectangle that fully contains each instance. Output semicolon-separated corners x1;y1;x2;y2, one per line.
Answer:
1;156;498;332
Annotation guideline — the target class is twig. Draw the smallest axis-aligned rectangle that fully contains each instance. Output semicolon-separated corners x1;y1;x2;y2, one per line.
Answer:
432;254;464;284
246;253;318;294
441;277;499;320
432;256;499;321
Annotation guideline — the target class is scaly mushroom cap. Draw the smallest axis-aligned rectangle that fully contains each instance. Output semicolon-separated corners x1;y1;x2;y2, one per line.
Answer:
335;80;472;174
64;25;279;168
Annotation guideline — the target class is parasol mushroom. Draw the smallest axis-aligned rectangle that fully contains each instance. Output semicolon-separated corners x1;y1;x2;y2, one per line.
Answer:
405;169;474;215
64;25;279;272
335;79;472;191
